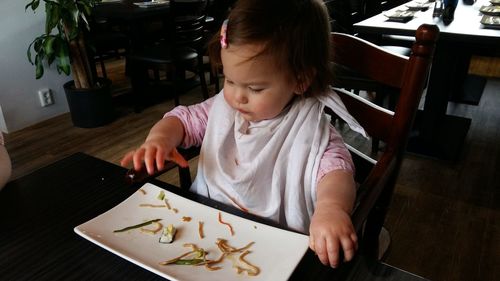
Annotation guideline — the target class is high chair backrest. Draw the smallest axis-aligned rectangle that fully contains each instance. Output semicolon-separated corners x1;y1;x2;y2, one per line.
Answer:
329;24;439;257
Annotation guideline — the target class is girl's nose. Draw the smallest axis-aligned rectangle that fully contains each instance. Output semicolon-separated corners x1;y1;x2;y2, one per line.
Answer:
234;89;248;104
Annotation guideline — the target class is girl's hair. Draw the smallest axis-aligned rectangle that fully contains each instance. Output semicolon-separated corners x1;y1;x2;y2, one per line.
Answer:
208;0;332;97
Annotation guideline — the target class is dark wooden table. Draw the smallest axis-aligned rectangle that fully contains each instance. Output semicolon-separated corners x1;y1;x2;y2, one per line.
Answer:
93;0;172;49
354;0;500;160
0;153;428;280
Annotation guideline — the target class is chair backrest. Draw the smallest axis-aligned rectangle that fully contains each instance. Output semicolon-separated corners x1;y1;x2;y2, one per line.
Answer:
324;0;355;34
170;0;209;49
323;0;378;34
329;24;439;256
171;0;208;15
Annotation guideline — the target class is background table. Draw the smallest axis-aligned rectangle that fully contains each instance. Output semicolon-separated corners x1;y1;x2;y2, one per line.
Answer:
94;0;171;21
93;0;172;50
354;0;500;160
0;153;428;280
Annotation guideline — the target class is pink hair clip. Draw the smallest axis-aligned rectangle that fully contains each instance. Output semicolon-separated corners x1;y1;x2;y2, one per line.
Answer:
220;19;228;49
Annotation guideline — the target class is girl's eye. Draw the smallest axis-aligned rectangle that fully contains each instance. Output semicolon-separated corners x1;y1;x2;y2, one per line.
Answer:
225;79;234;85
248;87;263;93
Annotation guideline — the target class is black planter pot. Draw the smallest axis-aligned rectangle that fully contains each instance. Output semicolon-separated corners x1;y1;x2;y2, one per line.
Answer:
63;78;115;128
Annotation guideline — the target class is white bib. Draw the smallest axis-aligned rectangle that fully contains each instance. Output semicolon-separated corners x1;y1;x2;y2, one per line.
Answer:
190;89;365;233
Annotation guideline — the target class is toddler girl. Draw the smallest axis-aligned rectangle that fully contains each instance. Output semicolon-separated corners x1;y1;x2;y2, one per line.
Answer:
122;0;359;268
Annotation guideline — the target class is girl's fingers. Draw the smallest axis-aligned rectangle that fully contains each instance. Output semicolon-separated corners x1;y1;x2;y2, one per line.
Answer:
144;147;158;174
339;236;357;262
309;234;316;252
122;146;187;176
132;148;146;172
351;233;359;251
155;147;166;172
314;237;329;266
326;237;340;268
121;150;135;167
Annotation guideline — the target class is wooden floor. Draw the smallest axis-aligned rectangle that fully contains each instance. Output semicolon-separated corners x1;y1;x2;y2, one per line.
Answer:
4;58;499;281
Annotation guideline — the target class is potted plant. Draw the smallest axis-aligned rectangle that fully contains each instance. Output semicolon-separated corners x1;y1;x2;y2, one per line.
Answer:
26;0;115;128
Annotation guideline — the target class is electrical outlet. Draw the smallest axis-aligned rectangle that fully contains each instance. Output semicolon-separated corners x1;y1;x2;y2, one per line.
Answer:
38;89;54;107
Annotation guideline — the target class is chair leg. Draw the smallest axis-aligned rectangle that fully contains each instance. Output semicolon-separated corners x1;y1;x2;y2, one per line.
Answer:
173;67;183;106
178;166;192;189
361;167;399;258
98;55;107;79
129;63;149;113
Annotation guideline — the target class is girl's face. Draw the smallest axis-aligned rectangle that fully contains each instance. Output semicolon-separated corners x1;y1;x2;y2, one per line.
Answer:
221;43;302;122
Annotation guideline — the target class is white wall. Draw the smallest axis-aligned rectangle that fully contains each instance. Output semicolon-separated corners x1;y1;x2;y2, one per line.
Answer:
0;0;71;133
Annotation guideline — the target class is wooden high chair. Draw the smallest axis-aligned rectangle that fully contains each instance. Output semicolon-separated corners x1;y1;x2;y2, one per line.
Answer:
330;24;439;258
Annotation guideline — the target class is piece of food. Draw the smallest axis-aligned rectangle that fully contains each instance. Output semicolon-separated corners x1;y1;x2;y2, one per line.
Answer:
237;250;260;276
159;240;259;276
172;258;205;265
170;148;189;168
159;224;177;243
140;221;163;234
198;221;204;239
218;212;234;236
157;190;165;200
139;203;166;208
113;218;162;233
160;244;207;265
164;199;171;210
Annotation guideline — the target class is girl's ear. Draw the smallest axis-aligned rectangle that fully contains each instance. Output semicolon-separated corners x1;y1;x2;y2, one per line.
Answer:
294;68;316;95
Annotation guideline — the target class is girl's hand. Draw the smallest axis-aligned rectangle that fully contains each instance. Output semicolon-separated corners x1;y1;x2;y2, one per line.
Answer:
121;116;187;175
121;138;188;175
309;204;358;268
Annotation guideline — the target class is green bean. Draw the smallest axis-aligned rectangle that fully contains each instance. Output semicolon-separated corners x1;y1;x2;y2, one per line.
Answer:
173;259;205;265
113;218;162;233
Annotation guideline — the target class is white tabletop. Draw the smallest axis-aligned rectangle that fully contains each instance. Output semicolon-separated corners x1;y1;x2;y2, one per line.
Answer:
354;0;500;44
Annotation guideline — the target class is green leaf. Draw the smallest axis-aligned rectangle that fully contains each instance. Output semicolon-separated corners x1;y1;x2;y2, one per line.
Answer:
33;37;43;53
27;40;36;64
26;0;98;81
43;36;56;57
32;0;40;10
25;0;40;11
57;40;71;76
45;2;61;34
35;55;44;79
47;54;55;66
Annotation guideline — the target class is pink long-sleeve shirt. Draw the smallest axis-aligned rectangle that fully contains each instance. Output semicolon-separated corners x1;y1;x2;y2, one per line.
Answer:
164;96;354;183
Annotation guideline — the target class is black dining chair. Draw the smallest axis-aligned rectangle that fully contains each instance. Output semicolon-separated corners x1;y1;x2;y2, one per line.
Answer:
201;0;236;94
87;16;130;80
127;0;210;112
